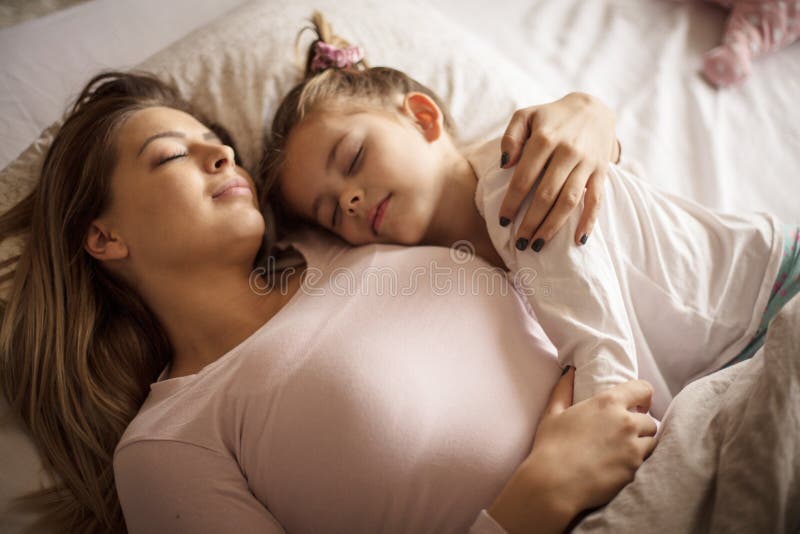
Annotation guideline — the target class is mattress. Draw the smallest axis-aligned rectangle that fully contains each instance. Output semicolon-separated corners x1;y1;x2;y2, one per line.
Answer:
432;0;800;223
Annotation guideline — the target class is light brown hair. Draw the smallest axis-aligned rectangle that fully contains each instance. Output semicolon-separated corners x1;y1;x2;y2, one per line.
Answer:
0;71;229;533
259;11;456;236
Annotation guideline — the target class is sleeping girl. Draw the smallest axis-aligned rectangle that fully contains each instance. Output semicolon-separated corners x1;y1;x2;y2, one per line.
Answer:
260;13;800;406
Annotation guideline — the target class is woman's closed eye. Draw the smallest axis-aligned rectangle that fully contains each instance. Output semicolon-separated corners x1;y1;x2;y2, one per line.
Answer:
157;151;188;166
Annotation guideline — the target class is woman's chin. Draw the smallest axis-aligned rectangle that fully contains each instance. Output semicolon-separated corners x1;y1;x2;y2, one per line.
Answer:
219;212;266;246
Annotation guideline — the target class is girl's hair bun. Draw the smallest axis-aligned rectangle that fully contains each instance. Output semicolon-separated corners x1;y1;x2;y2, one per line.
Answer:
297;11;368;80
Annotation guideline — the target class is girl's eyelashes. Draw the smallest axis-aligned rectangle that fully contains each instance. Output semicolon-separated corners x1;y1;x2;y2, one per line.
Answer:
347;146;364;175
157;151;188;166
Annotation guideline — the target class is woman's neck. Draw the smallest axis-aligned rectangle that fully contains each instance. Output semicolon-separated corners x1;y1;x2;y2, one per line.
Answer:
136;261;305;379
423;149;506;269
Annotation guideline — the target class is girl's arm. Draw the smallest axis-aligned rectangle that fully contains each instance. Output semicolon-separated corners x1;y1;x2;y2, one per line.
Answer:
499;92;620;249
474;138;638;404
485;369;658;534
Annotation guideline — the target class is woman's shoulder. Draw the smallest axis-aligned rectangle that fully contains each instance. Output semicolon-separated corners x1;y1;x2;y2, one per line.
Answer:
279;226;349;271
283;226;478;273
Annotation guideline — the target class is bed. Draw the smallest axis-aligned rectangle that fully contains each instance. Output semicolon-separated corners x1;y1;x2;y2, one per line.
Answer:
1;0;798;532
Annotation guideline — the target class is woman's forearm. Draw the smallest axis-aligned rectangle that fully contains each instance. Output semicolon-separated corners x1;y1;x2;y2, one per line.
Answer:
487;457;578;534
485;368;658;533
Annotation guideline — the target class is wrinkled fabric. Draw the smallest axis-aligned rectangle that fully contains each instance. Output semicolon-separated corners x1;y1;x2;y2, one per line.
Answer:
574;294;800;534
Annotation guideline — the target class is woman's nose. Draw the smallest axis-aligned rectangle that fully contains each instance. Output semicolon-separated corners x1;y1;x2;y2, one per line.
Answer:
207;144;235;173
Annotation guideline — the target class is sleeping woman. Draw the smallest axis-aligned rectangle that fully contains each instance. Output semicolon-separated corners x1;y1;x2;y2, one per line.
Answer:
0;71;654;534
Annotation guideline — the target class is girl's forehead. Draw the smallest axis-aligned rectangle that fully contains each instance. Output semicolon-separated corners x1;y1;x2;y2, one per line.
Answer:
301;107;352;129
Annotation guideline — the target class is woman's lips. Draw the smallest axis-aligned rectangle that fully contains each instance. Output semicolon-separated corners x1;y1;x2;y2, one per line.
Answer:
212;176;252;200
370;194;392;235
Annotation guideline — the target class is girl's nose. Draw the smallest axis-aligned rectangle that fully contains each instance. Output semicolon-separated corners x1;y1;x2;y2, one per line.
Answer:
340;187;365;215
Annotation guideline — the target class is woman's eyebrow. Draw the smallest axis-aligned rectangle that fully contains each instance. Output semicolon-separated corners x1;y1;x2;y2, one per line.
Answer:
137;130;220;157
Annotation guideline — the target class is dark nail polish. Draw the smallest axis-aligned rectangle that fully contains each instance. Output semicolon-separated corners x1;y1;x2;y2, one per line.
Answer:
561;366;571;376
515;237;529;250
532;238;545;252
500;152;509;167
579;233;589;245
499;216;511;227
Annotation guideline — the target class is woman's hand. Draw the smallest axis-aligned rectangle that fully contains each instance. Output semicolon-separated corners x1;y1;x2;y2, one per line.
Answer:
499;93;620;249
487;368;657;534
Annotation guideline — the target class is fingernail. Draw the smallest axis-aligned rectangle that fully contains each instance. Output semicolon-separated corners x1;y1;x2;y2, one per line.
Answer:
515;237;529;250
561;365;571;376
499;216;511;227
500;152;509;168
579;233;588;245
532;238;545;252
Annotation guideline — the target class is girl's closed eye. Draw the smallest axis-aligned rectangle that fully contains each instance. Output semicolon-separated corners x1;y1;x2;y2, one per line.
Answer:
348;145;364;175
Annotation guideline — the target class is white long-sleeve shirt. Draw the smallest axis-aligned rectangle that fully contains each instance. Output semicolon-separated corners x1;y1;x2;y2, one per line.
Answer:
114;230;562;534
470;137;783;410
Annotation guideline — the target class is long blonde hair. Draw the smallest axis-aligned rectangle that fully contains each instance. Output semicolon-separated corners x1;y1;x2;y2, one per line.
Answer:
0;71;220;533
259;11;455;235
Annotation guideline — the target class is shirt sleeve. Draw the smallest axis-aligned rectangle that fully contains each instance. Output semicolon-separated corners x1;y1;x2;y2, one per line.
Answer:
114;440;285;534
521;219;638;403
476;158;638;404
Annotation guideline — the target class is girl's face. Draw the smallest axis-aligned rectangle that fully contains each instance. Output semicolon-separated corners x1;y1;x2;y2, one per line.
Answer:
100;106;265;277
278;104;445;246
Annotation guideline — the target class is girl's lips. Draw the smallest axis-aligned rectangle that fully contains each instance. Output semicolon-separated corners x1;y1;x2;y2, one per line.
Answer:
370;194;392;235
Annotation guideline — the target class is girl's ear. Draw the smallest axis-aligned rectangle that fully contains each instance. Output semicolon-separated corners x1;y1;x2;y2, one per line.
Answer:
402;92;443;142
85;219;129;262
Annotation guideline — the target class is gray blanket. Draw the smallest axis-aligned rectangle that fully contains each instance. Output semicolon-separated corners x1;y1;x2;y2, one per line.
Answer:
573;295;800;534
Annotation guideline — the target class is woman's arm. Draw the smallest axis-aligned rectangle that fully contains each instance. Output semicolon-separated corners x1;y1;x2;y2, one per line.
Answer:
114;440;285;533
499;93;620;249
486;368;658;534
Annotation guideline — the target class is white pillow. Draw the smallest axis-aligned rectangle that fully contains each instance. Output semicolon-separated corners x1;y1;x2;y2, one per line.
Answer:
0;0;549;531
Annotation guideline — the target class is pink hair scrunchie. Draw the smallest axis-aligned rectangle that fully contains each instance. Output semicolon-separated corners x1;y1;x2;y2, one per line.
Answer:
310;41;365;73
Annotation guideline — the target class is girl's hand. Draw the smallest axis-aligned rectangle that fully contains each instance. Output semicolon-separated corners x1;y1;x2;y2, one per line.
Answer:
499;93;620;249
487;368;657;534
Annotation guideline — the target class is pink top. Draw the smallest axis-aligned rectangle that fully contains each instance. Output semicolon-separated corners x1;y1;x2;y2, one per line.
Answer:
113;229;562;533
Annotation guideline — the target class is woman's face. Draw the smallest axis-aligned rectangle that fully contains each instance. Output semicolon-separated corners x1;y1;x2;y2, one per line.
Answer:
103;106;265;277
278;107;444;246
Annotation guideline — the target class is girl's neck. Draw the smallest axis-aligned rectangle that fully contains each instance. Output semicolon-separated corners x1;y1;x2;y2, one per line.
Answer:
422;149;506;269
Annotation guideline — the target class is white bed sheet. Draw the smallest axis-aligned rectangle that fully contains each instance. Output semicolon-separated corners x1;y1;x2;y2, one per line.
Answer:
0;0;246;169
434;0;800;223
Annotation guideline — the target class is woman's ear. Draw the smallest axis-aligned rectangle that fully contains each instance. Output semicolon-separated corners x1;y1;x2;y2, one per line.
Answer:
85;219;129;262
402;92;443;142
